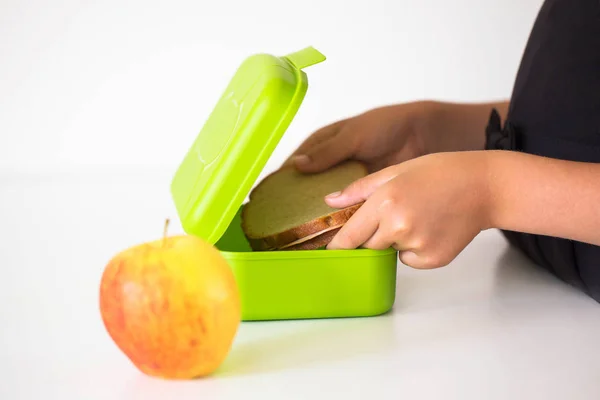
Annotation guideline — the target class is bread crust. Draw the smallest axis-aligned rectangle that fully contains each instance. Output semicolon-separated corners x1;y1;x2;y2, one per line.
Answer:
279;227;341;251
241;161;367;251
277;224;343;249
244;203;362;251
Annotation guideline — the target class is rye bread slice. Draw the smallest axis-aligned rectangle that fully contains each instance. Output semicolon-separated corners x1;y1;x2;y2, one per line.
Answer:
245;203;361;251
241;160;367;251
277;225;342;250
278;227;341;251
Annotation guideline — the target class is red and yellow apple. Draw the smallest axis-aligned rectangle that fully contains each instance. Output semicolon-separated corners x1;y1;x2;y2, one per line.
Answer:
99;221;240;379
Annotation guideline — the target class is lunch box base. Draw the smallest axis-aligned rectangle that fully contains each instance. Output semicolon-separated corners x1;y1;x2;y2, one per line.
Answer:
216;208;398;321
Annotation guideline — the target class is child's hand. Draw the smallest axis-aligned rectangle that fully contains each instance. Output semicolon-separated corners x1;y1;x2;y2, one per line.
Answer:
285;101;504;174
285;102;430;173
325;151;491;269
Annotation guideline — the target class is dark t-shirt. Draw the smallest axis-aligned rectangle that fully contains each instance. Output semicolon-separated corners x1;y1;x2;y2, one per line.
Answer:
485;0;600;300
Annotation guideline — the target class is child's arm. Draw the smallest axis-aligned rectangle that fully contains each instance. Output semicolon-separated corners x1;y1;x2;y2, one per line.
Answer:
487;150;600;247
285;100;509;174
324;150;600;269
422;101;510;153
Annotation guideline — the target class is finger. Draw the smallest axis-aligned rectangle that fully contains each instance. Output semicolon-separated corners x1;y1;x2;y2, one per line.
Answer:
326;201;379;250
398;251;429;269
361;215;414;251
361;228;412;252
399;251;446;269
361;230;395;250
399;251;418;267
324;165;400;209
282;120;344;167
294;132;356;173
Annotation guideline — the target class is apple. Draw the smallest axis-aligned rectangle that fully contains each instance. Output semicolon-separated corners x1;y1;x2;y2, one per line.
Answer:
99;220;240;379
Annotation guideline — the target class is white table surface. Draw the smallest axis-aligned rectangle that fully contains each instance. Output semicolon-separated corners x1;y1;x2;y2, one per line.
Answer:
2;168;600;400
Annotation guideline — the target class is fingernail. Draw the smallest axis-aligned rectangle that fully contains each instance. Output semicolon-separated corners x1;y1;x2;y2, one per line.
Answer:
293;155;310;166
325;191;341;199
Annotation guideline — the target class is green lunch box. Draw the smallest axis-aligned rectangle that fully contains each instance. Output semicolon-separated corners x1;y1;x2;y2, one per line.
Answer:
170;46;398;321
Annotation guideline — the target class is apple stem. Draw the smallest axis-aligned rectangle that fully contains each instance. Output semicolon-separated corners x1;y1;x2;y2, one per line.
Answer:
163;218;170;247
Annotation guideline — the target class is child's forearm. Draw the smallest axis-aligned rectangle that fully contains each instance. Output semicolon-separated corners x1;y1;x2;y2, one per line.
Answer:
425;100;510;153
485;150;600;246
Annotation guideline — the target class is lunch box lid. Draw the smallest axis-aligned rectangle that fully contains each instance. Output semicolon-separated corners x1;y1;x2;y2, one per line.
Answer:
170;46;326;244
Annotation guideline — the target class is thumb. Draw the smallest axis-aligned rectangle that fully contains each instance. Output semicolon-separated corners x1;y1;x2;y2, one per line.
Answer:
324;165;399;208
293;134;354;174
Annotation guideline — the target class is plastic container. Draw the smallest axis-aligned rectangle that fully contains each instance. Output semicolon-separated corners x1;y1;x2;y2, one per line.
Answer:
171;47;398;321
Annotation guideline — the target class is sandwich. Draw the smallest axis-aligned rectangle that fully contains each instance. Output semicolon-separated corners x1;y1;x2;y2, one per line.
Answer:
241;160;366;251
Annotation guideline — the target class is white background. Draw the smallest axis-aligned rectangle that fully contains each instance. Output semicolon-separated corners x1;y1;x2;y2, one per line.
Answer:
1;0;544;178
6;2;600;399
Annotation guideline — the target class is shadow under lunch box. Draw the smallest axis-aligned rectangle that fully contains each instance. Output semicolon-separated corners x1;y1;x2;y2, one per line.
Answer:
170;46;398;321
